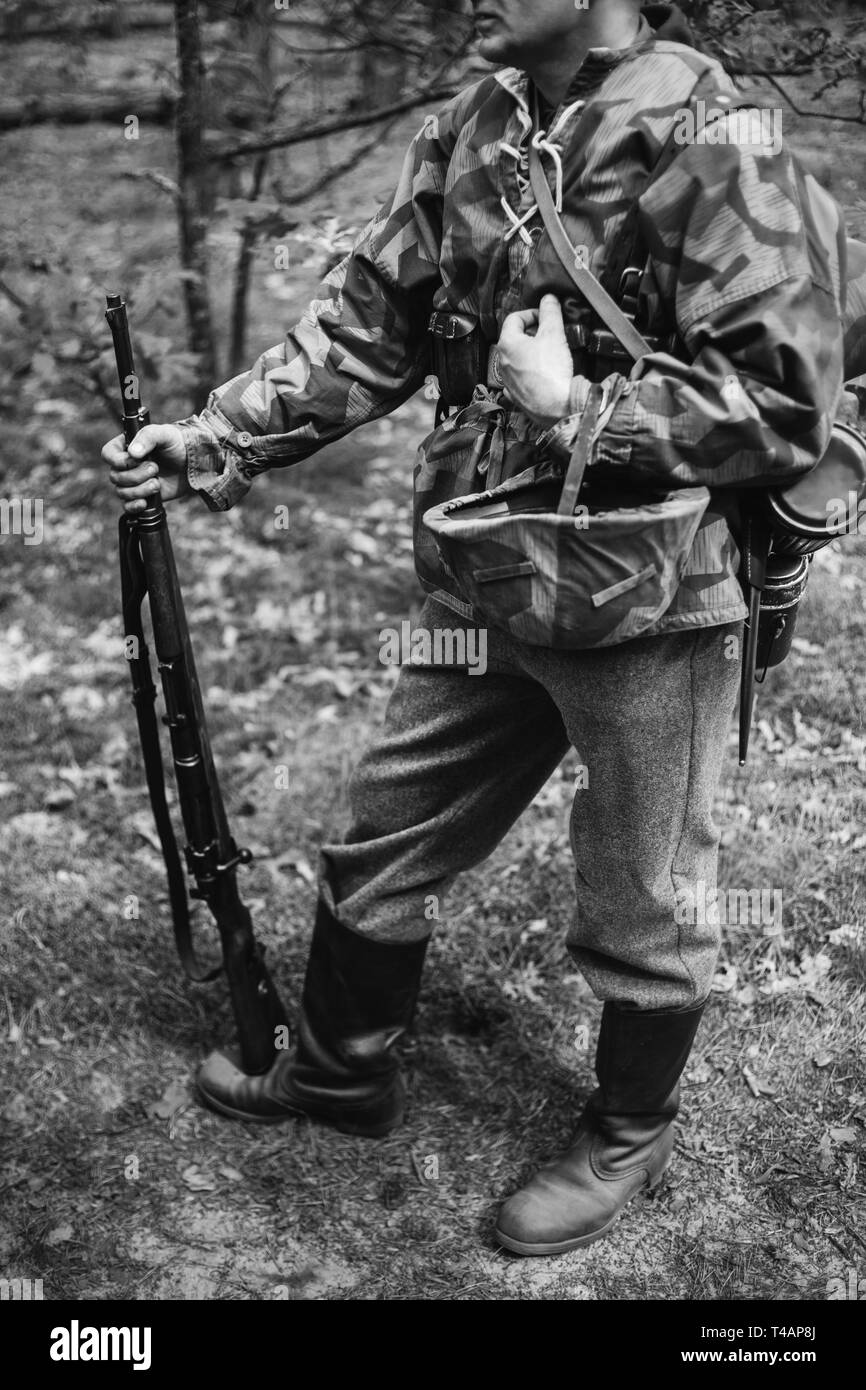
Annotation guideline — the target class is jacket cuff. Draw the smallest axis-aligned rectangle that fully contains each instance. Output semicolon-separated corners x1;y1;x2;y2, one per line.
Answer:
174;409;260;512
535;375;594;462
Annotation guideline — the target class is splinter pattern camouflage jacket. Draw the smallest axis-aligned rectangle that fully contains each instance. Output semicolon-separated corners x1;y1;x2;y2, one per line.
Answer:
175;4;846;637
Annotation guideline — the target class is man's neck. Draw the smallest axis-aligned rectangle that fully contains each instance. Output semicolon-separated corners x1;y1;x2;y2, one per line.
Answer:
525;5;643;109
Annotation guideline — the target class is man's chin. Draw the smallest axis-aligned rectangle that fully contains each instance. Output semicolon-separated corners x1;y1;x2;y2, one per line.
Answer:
477;34;513;63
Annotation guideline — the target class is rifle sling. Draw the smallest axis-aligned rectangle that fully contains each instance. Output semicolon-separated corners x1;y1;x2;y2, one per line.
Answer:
119;518;221;984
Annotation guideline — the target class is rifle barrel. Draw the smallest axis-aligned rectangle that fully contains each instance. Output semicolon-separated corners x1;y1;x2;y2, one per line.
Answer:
105;292;160;514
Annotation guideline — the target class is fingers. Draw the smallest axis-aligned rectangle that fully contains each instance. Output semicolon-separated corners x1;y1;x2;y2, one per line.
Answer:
499;296;564;349
499;308;539;344
109;463;161;494
537;293;565;336
110;471;163;511
104;430;162;509
121;494;158;516
101;433;128;467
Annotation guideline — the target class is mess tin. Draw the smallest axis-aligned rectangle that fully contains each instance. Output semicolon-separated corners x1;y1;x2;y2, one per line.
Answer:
766;420;866;554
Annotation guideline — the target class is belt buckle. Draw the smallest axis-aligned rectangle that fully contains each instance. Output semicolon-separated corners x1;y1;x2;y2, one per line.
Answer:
428;310;467;340
618;266;642;318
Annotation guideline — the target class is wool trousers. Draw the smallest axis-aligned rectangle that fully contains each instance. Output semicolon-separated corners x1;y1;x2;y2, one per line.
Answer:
319;598;741;1010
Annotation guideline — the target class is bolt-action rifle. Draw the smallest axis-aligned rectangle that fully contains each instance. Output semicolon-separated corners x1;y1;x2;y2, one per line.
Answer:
105;292;287;1075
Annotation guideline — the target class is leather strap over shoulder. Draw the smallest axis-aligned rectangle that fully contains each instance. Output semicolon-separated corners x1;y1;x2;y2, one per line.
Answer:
527;140;651;364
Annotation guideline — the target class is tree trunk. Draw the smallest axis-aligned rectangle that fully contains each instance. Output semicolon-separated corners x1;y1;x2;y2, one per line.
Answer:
227;152;270;377
174;0;217;408
226;0;279;370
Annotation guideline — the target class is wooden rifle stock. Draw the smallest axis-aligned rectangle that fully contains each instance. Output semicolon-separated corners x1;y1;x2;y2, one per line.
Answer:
105;293;287;1075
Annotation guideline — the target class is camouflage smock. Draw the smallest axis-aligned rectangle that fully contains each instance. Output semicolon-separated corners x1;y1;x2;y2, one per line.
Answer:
175;3;846;637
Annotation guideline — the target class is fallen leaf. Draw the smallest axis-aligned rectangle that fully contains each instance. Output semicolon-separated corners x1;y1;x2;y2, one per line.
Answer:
131;812;163;854
90;1072;125;1114
712;963;738;993
5;1094;30;1122
829;1127;857;1145
798;951;833;990
46;1223;74;1246
792;710;823;746
181;1165;217;1192
742;1065;776;1098
754;1164;787;1184
43;786;76;810
272;853;316;885
827;924;864;948
148;1078;190;1120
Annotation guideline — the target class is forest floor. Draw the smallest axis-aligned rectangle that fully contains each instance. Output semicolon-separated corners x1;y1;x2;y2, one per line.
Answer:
0;28;864;1301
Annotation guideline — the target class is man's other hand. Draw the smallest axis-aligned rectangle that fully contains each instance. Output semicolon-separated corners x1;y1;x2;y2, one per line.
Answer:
102;423;191;514
496;294;574;427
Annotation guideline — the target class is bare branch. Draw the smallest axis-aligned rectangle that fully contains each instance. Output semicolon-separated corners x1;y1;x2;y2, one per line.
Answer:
119;169;183;204
752;73;866;126
210;86;460;164
0;277;28;312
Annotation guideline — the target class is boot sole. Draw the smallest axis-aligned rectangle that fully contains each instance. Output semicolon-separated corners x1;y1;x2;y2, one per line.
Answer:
197;1083;402;1138
494;1212;619;1256
494;1162;670;1256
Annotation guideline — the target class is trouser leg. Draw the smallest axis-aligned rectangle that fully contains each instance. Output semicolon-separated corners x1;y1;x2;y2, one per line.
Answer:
513;623;741;1009
319;599;572;942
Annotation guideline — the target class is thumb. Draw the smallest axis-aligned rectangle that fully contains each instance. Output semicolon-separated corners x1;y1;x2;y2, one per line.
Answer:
537;294;565;337
127;424;172;458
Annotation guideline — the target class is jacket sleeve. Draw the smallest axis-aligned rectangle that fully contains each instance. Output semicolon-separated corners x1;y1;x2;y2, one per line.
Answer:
540;115;847;490
175;93;470;511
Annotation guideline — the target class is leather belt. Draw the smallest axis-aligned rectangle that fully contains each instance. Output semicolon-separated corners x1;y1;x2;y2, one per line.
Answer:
485;328;677;391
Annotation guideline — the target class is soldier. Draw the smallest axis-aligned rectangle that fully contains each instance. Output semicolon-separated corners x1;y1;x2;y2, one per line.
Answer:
104;0;847;1255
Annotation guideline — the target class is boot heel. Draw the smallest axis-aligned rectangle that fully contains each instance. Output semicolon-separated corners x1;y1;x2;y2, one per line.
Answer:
647;1125;676;1189
648;1163;668;1191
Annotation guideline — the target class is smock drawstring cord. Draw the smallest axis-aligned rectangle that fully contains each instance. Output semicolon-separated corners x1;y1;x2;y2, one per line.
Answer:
500;98;584;239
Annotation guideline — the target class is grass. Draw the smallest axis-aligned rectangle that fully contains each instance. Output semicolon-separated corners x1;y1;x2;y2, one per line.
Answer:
0;36;864;1302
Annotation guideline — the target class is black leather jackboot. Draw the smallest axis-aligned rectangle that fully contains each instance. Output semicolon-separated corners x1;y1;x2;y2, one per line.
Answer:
196;900;429;1137
495;999;705;1254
